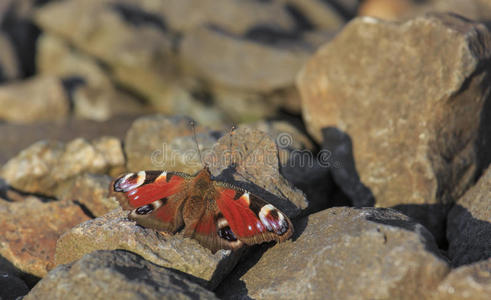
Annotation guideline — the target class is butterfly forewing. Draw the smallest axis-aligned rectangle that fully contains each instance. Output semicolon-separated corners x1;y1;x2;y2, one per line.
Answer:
111;170;192;233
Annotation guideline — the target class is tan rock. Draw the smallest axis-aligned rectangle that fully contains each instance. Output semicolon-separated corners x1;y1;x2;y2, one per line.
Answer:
297;14;491;240
0;137;125;196
0;76;69;123
181;26;311;92
0;197;90;278
432;259;491;300
57;173;119;217
55;209;243;289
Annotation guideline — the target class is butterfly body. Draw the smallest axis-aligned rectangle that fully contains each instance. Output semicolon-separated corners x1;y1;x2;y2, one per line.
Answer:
111;167;293;253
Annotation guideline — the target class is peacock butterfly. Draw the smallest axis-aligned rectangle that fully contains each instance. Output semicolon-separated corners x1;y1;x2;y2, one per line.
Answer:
110;130;293;253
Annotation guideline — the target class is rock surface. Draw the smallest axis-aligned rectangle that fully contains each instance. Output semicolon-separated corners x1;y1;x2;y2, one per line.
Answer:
0;76;69;123
181;26;311;92
0;137;125;196
56;173;119;217
217;207;449;300
0;197;90;278
25;250;219;300
447;166;491;267
207;126;308;217
297;14;491;242
55;209;242;289
0;32;20;82
432;259;491;300
124;115;211;174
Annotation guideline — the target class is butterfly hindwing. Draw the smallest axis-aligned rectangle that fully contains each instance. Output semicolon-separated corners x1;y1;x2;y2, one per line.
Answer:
214;183;293;246
111;170;192;233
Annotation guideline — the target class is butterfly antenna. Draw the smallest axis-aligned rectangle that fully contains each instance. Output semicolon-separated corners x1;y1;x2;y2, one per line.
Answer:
190;120;205;167
228;124;237;167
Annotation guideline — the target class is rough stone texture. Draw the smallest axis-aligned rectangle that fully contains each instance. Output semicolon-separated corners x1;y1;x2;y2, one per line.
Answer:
0;197;90;278
0;76;69;123
0;31;20;82
181;26;311;92
57;173;119;217
55;209;243;289
297;14;491;241
217;207;449;300
124;115;212;174
447;166;491;267
207;127;308;217
0;271;29;300
26;250;219;300
0;116;137;166
0;137;125;196
432;259;491;300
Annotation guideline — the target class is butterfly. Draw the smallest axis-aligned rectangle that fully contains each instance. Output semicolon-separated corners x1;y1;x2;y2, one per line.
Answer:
110;166;294;253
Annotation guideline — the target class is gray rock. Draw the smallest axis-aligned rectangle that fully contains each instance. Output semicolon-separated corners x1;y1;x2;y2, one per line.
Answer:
0;137;124;196
54;209;243;290
432;258;491;300
0;76;69;123
217;207;449;300
447;166;491;267
26;250;218;300
297;13;491;243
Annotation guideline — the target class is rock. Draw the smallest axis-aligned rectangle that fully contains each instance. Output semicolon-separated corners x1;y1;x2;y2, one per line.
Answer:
124;115;213;174
0;116;137;166
0;197;90;278
207;126;308;217
0;137;125;196
0;31;20;82
145;0;296;34
181;26;311;92
0;271;29;300
217;207;449;300
34;0;230;127
297;14;491;242
26;250;219;300
36;33;112;89
447;166;491;267
57;173;119;217
37;33;149;121
0;76;69;123
278;0;346;30
432;259;491;300
55;209;243;289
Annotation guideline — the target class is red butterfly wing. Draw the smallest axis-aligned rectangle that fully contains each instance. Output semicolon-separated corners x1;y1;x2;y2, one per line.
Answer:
111;170;191;233
214;184;293;246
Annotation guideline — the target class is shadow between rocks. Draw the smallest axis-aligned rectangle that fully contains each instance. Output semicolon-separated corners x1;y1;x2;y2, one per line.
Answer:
446;204;491;267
